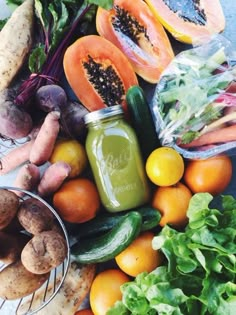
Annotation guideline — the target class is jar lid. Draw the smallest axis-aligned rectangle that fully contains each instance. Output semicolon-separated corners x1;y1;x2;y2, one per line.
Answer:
84;105;124;124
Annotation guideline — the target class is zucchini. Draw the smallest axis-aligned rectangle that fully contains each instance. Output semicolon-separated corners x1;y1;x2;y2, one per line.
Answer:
71;206;161;239
71;211;142;264
126;85;160;160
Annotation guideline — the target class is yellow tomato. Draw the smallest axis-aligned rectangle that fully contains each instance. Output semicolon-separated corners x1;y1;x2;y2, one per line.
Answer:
146;147;184;186
49;139;87;178
115;231;163;277
89;269;129;315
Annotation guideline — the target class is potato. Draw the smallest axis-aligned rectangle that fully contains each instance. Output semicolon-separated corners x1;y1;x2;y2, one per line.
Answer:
0;231;30;264
0;260;49;300
17;197;55;235
21;230;68;274
0;189;19;230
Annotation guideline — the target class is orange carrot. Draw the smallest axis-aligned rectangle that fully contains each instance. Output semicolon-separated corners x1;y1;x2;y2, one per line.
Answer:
29;111;60;165
12;163;40;196
180;124;236;148
38;161;71;197
0;139;35;175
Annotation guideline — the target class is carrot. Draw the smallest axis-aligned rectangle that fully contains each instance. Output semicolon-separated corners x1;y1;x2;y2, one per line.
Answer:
38;161;71;197
29;111;61;165
180;124;236;148
12;163;40;196
0;139;35;175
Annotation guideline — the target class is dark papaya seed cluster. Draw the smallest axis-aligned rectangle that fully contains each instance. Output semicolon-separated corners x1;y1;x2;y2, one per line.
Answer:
83;55;125;107
163;0;206;25
112;5;149;45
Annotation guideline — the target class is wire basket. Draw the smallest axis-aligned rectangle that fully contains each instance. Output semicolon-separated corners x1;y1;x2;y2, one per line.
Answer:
0;187;70;315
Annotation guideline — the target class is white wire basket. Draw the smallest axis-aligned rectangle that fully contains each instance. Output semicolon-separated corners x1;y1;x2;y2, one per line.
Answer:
0;187;70;315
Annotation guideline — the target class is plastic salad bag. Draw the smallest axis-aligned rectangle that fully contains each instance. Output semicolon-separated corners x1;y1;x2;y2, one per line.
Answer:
150;35;236;159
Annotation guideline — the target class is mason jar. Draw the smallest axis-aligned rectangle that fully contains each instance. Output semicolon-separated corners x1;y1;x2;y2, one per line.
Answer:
84;105;150;212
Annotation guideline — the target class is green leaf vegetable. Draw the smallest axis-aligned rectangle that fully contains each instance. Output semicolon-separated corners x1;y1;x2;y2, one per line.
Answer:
108;192;236;315
154;37;236;146
3;0;114;105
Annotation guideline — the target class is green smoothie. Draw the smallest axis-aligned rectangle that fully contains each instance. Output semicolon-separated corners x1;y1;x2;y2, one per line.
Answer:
84;105;150;212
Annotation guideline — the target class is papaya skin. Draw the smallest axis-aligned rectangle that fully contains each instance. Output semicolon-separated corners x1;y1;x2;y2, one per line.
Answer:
96;0;174;83
63;35;138;114
145;0;225;44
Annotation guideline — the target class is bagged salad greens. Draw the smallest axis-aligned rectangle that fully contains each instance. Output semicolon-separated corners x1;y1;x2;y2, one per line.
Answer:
150;35;236;159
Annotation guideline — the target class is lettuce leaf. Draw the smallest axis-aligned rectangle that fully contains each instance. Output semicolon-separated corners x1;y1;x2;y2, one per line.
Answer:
108;193;236;315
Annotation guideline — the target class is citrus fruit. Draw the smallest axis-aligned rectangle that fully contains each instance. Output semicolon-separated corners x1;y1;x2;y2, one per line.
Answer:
152;182;192;227
90;269;129;315
49;139;87;178
184;155;232;195
145;147;184;186
52;178;100;223
74;309;94;315
115;231;163;277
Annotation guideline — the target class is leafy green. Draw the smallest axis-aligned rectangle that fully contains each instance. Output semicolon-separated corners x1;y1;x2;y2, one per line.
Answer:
108;193;236;315
154;38;236;146
2;0;114;105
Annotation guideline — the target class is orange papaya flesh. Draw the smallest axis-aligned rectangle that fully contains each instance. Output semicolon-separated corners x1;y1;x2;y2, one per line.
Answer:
96;0;174;84
145;0;225;44
63;35;139;114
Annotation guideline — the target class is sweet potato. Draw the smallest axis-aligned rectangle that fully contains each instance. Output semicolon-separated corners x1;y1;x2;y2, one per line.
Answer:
29;111;61;165
38;161;71;197
18;261;96;315
0;0;34;91
12;163;40;196
0;139;35;175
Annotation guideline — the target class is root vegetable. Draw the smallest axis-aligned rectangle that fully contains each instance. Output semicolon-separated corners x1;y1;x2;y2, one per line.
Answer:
12;163;40;196
0;260;50;300
38;161;71;197
0;139;35;175
0;189;19;230
17;197;55;235
0;89;33;139
0;231;30;265
35;84;68;112
180;124;236;148
0;0;34;91
29;111;61;165
18;261;96;315
21;230;68;274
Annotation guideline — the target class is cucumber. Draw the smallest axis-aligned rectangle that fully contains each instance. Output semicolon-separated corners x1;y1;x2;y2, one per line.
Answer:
71;206;161;239
71;211;142;264
126;85;160;160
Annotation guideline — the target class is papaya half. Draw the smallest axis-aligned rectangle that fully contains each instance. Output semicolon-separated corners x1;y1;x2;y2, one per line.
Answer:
96;0;174;84
63;35;138;114
145;0;225;44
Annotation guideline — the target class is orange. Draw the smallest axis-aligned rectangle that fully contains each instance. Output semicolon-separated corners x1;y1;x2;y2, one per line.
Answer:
184;155;232;195
115;231;163;277
90;269;130;315
52;178;100;223
152;182;192;227
146;147;184;186
49;139;87;178
74;310;94;315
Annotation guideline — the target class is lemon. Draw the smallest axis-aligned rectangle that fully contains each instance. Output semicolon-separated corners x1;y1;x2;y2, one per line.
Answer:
49;139;87;178
145;147;184;186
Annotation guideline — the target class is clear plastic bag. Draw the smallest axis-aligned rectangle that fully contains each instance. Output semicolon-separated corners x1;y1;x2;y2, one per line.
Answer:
150;35;236;159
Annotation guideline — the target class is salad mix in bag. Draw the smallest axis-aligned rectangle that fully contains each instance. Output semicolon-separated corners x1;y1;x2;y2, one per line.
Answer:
150;35;236;159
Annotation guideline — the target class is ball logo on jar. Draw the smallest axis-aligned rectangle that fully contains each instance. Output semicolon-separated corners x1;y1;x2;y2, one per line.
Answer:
103;148;131;175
